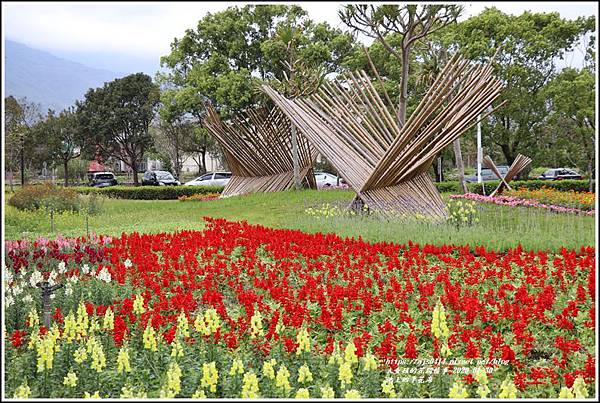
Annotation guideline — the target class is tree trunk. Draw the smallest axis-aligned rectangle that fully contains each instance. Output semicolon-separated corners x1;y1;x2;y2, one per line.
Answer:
292;125;301;190
500;143;516;166
130;156;139;186
63;160;69;187
201;150;207;173
453;139;468;193
397;46;410;127
20;137;25;186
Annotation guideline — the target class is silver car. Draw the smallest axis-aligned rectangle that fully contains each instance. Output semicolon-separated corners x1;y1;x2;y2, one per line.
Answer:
315;172;348;189
184;172;232;186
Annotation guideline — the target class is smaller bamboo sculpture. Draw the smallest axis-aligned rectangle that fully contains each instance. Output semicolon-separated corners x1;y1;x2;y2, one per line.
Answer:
482;153;532;196
203;104;318;197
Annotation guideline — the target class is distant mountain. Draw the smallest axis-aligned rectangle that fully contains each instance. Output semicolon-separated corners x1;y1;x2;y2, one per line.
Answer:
4;40;123;112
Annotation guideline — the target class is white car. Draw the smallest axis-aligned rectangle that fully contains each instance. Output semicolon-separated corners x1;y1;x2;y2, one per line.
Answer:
184;172;232;186
315;172;348;189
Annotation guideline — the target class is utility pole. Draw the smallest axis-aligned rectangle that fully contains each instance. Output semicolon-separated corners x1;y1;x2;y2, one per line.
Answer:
477;114;482;184
20;131;25;186
289;35;301;190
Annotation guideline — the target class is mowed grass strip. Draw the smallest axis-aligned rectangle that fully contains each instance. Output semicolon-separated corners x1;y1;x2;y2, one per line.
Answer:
4;189;595;251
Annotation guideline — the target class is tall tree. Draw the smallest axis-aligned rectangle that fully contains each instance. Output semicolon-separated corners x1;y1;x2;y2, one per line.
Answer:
32;108;84;186
445;8;595;166
339;4;463;126
77;73;160;185
4;96;42;187
543;67;595;190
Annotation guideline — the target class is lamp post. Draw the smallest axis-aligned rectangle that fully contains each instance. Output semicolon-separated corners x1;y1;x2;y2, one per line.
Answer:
477;114;482;184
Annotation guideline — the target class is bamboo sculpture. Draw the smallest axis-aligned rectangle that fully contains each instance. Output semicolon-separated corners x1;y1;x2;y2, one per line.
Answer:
203;104;318;197
262;53;505;220
483;154;532;196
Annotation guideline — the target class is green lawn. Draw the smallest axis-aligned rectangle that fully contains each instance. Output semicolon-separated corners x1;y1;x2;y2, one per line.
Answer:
4;189;595;251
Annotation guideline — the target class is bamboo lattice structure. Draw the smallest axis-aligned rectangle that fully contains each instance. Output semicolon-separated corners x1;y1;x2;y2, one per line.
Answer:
203;104;318;197
262;53;505;220
483;153;532;196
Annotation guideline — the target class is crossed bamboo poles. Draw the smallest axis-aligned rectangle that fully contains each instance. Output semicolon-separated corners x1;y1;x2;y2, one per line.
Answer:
262;53;506;220
203;104;318;197
482;153;532;196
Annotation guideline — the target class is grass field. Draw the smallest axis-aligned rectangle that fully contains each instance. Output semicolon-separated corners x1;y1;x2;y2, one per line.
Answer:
4;189;595;251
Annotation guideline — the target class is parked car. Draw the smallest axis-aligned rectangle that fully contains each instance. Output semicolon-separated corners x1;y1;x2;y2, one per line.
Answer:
538;168;583;180
465;166;509;183
87;171;118;188
184;172;232;186
315;172;348;189
142;170;180;186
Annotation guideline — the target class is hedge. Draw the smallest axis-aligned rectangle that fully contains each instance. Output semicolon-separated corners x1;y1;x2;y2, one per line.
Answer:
434;179;593;194
73;185;225;200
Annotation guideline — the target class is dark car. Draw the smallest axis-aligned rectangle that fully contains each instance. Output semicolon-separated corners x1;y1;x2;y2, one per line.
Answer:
142;170;181;186
465;166;510;183
538;168;583;181
88;172;118;188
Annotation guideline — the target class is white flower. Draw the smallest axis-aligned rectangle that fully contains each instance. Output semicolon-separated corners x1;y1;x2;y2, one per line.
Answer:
6;295;14;307
4;268;13;285
49;270;58;281
58;261;67;274
124;259;132;268
29;271;43;288
96;268;112;283
82;264;90;275
13;285;23;297
68;275;79;285
65;284;74;297
23;294;34;304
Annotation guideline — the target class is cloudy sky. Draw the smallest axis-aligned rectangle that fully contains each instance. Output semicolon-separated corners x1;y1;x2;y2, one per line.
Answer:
3;1;598;74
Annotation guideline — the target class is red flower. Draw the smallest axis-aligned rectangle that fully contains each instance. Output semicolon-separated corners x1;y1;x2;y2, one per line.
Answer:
10;330;26;348
404;333;417;359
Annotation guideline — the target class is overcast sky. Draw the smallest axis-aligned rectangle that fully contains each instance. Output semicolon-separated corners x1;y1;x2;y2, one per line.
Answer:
3;1;598;74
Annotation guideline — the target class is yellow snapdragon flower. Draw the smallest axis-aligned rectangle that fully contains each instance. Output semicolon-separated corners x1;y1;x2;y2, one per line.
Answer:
344;389;361;399
83;391;100;398
381;378;396;398
103;307;114;330
297;364;313;383
250;310;264;339
320;386;335;399
229;358;245;376
498;377;517;399
201;362;219;393
171;339;184;358
296;328;310;355
63;372;78;387
143;324;158;352
572;376;588;398
295;388;310;398
449;380;469;398
344;342;358;365
362;353;378;371
241;371;260;398
36;335;56;372
338;361;353;387
262;358;277;379
14;383;31;398
176;310;190;338
160;362;182;398
559;387;574;398
133;294;145;315
117;346;132;374
275;365;292;393
432;300;449;339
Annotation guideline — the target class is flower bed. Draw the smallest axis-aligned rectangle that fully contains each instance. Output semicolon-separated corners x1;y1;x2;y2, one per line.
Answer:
178;193;221;202
4;219;596;398
451;193;596;216
504;187;595;211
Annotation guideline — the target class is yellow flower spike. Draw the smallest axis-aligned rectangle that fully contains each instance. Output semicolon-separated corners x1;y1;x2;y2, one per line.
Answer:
474;367;490;398
241;371;260;398
295;388;310;399
344;389;361;399
160;362;182;398
297;364;313;383
559;387;574;398
63;372;78;387
171;339;184;358
498;377;517;399
88;337;106;373
63;313;78;343
296;328;310;355
344;342;358;365
262;359;277;380
229;358;245;376
320;386;335;399
36;336;56;372
204;308;221;335
362;353;378;371
194;314;208;335
382;378;397;398
192;389;207;398
176;310;190;339
142;324;158;352
103;307;114;330
83;391;100;399
201;362;219;393
449;379;469;398
74;345;88;363
572;376;588;398
27;308;40;329
117;346;132;374
275;365;292;393
249;310;264;339
133;293;145;315
120;386;147;399
13;383;32;398
338;361;353;388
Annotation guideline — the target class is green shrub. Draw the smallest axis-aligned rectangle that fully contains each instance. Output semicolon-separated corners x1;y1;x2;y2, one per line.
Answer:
435;181;460;193
8;184;82;212
73;185;224;200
